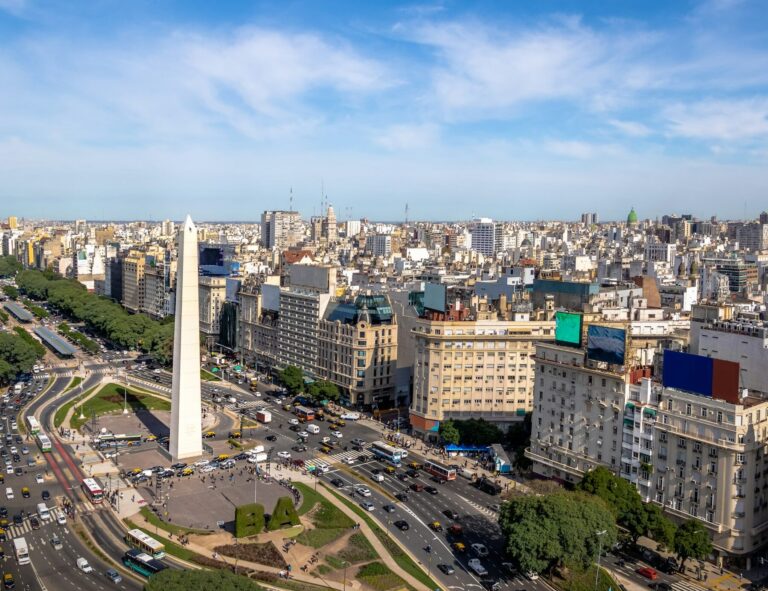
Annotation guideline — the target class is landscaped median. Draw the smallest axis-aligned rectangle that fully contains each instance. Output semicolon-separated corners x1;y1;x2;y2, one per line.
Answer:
69;382;171;430
53;385;98;428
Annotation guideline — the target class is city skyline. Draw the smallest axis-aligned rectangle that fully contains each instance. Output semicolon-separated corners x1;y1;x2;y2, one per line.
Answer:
0;0;766;220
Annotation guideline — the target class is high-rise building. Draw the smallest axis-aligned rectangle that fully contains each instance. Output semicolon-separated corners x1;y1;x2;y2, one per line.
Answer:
366;234;392;258
199;275;227;345
409;297;554;439
736;223;768;252
580;213;598;225
6;216;17;230
121;250;146;313
470;218;501;257
261;210;302;250
170;216;203;461
324;204;337;243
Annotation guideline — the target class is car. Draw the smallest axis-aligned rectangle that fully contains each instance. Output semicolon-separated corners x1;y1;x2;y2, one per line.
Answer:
20;447;27;455
20;487;29;498
29;516;40;530
452;541;466;552
289;418;299;425
14;468;21;477
437;564;455;575
430;521;443;531
360;501;375;511
636;567;658;580
4;489;11;500
56;510;66;525
649;584;673;591
406;469;419;478
41;490;50;501
11;455;18;463
77;557;94;573
4;467;11;476
200;465;216;473
105;569;123;584
265;435;278;441
356;487;371;497
382;504;396;513
202;431;216;439
397;473;409;482
289;425;301;432
171;462;187;470
26;459;35;468
12;514;21;525
409;483;423;492
394;520;409;531
371;473;384;482
468;558;488;576
351;438;365;446
277;451;292;460
395;492;409;502
292;445;308;452
298;431;309;439
344;457;356;465
0;507;6;518
443;509;460;520
3;573;14;590
425;486;438;495
321;436;331;444
331;431;343;438
331;478;345;488
471;543;489;557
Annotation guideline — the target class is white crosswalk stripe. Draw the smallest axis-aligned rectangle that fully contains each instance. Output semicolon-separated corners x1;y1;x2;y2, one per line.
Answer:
304;445;373;469
671;581;708;591
224;400;269;412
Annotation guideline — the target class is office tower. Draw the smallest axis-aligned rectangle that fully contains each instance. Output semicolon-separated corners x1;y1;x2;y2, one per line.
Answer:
470;218;500;257
366;234;392;257
261;210;302;250
170;215;203;461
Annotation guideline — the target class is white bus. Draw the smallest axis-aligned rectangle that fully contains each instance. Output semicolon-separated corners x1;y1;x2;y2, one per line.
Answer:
36;433;52;453
125;529;166;559
25;416;40;435
13;537;30;565
369;441;403;465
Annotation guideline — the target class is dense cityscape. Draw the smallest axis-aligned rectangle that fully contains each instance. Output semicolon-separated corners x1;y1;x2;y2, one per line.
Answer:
1;1;767;591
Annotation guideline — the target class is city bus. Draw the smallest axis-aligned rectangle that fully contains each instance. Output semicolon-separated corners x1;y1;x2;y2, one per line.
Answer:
423;459;457;481
294;406;315;421
25;416;40;435
94;434;143;449
121;549;167;578
125;529;166;559
36;433;52;453
370;441;403;465
13;537;30;565
81;478;104;504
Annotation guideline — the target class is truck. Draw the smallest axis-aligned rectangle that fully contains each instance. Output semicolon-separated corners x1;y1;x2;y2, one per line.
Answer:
247;452;268;464
13;537;29;565
249;378;259;392
255;410;272;423
77;557;94;573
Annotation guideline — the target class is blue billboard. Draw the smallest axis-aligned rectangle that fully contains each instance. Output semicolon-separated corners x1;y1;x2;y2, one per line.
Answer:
662;350;713;397
586;325;626;365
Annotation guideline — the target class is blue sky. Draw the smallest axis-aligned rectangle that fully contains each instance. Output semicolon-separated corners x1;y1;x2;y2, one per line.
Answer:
0;0;767;222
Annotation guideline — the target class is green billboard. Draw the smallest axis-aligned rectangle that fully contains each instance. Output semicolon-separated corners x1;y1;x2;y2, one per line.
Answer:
555;311;583;347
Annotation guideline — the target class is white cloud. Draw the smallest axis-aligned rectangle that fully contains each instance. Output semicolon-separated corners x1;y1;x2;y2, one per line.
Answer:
544;140;623;159
664;98;768;140
0;0;25;15
374;123;439;150
608;119;652;137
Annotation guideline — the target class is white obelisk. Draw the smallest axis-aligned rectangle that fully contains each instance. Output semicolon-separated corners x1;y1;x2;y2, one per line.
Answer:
169;215;203;461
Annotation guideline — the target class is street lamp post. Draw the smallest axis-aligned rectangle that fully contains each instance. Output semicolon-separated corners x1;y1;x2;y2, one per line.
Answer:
594;529;607;591
122;371;129;414
342;560;349;591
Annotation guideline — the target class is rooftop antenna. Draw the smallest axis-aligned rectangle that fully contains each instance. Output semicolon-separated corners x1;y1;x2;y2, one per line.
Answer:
405;202;409;225
289;187;294;213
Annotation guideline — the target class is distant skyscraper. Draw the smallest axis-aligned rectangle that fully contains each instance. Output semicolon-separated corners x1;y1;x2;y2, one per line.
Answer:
580;212;598;225
170;215;203;461
470;218;499;257
325;204;337;243
261;210;301;250
6;216;17;230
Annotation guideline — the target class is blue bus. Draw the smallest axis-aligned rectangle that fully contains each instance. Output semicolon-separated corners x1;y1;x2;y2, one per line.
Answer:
122;549;167;577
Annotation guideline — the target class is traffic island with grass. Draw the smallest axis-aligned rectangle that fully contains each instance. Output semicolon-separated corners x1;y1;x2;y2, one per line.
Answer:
214;541;287;569
70;383;171;429
356;562;411;591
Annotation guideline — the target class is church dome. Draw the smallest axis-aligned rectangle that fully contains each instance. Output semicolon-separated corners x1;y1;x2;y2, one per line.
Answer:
627;207;638;225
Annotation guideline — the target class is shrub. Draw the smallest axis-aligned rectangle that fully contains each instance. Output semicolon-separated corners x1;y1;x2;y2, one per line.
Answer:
266;496;300;531
235;503;265;538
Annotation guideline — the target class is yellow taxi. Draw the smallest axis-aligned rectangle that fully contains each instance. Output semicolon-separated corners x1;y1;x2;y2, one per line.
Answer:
203;431;216;439
452;542;466;552
0;529;6;542
21;487;30;499
0;519;9;529
320;446;332;454
217;454;230;461
385;466;397;474
228;431;242;439
3;572;13;589
408;461;421;470
283;404;293;412
429;521;442;531
181;468;194;476
145;434;157;441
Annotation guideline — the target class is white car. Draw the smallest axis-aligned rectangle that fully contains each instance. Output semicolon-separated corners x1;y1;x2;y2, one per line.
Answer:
468;559;488;577
372;474;384;482
298;431;309;439
277;451;291;459
344;457;356;465
9;447;16;454
35;474;44;484
321;436;331;444
525;571;540;581
289;418;299;425
355;487;371;497
200;465;216;473
340;412;360;421
331;431;343;439
5;466;13;475
194;460;210;467
56;510;67;525
360;501;375;511
471;543;489;557
9;423;16;431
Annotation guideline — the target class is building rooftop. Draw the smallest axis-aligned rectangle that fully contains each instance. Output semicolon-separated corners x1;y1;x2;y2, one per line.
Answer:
325;294;393;325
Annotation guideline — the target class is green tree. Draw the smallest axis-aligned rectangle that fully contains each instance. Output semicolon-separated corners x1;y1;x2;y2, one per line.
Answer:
452;418;503;445
439;420;460;445
307;380;340;403
645;504;676;550
499;492;617;575
673;519;712;569
0;256;21;278
577;466;648;542
266;496;300;531
144;569;265;591
234;503;265;538
0;331;43;385
2;285;18;300
278;365;304;394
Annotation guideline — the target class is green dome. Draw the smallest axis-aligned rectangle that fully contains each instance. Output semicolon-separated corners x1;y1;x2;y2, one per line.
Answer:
627;207;638;225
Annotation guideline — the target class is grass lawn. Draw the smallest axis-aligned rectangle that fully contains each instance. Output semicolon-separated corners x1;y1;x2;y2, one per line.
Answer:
335;532;378;564
295;527;348;548
201;368;221;381
356;562;410;591
139;506;211;536
553;564;619;591
71;383;171;429
313;564;333;576
295;482;324;516
53;386;97;428
64;376;83;392
324;555;345;570
323;484;438;590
